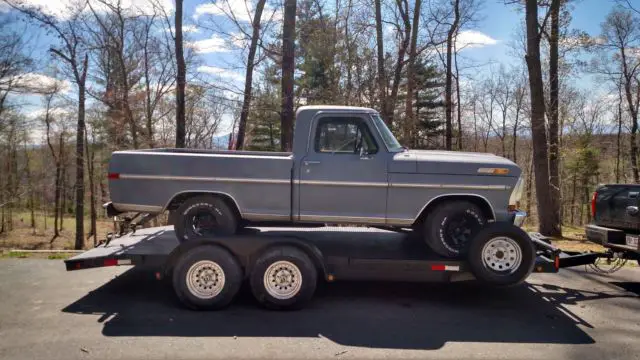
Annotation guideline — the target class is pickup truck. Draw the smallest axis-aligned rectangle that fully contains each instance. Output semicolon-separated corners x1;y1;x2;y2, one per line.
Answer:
586;184;640;260
106;105;525;258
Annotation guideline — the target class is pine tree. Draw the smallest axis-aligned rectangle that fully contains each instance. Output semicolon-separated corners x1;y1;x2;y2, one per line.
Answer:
414;58;445;149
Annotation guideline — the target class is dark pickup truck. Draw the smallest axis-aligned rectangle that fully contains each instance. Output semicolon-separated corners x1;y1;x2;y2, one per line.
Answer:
586;184;640;259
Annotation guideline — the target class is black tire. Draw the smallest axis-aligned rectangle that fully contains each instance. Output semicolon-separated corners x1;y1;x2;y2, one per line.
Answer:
174;195;238;243
172;246;242;310
423;200;487;258
467;222;535;286
250;247;317;310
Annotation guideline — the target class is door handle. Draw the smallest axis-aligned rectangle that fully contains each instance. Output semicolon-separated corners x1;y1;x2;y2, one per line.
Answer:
304;160;321;166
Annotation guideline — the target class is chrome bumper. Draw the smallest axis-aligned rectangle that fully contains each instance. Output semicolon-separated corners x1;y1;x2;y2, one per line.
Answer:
512;210;527;227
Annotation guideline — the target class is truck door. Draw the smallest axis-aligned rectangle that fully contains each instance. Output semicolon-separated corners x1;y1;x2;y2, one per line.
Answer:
297;114;389;224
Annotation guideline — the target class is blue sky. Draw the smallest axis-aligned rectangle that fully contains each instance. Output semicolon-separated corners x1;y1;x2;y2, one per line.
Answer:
1;0;626;134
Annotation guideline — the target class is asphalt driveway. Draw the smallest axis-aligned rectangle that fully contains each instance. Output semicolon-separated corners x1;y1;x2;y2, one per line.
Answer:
0;259;638;360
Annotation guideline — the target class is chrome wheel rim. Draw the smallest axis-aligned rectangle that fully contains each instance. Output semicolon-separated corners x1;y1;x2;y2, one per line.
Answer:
186;260;226;299
263;261;302;300
481;237;522;274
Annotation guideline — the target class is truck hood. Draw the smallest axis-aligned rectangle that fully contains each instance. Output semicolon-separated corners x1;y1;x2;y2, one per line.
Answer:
390;150;521;177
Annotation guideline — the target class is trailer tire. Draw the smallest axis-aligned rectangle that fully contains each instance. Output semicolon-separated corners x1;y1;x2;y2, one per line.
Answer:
172;246;242;310
424;201;487;258
467;222;535;286
250;247;317;310
174;195;238;242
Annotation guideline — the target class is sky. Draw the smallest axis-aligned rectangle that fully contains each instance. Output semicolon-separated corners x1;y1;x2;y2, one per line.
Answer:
0;0;628;138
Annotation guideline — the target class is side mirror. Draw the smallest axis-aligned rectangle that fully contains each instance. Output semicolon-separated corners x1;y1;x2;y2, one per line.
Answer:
359;146;367;157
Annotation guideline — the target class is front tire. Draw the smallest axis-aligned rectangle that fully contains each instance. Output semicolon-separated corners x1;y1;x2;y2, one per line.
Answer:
423;201;487;258
172;246;243;310
467;223;535;286
250;247;317;310
174;195;238;242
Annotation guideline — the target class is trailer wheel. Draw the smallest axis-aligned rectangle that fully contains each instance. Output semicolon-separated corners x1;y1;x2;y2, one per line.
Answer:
174;195;238;242
250;247;317;310
467;222;535;286
172;246;242;310
424;201;486;258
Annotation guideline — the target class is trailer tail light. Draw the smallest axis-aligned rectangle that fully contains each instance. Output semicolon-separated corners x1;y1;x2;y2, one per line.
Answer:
431;264;460;271
108;173;120;180
591;191;597;219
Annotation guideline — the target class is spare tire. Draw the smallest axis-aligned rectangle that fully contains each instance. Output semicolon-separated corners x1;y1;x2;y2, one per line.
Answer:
467;222;535;286
174;195;238;243
423;200;487;258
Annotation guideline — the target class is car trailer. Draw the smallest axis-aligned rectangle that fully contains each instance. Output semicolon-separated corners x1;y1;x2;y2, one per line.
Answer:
64;223;612;311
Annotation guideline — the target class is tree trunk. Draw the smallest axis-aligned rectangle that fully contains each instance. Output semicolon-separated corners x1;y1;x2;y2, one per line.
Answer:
616;84;623;183
403;0;421;143
75;82;86;250
175;0;186;148
444;0;460;150
235;0;267;150
454;42;462;150
85;129;97;246
524;0;557;236
280;0;297;152
548;0;562;235
375;0;387;123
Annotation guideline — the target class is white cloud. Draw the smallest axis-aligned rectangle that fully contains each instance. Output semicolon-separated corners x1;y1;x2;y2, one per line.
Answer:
170;24;200;33
11;73;71;94
456;30;498;50
3;0;174;20
25;106;71;119
193;0;281;23
187;35;231;54
197;66;244;82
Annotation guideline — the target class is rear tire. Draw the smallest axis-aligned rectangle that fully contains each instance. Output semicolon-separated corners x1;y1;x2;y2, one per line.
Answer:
172;246;242;310
250;247;317;310
174;195;238;242
467;222;535;286
423;201;487;258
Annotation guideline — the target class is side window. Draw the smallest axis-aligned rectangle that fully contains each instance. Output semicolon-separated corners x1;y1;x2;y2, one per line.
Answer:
314;117;378;154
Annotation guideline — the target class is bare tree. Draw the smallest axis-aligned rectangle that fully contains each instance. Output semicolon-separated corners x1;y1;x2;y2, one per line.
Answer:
523;0;558;236
600;9;640;182
175;0;186;148
444;0;460;150
281;0;297;151
8;0;90;248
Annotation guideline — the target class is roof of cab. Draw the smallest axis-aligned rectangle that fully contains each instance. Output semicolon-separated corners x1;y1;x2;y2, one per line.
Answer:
295;105;378;115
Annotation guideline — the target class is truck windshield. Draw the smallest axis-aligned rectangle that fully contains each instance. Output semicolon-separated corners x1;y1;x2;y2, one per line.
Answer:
371;114;404;152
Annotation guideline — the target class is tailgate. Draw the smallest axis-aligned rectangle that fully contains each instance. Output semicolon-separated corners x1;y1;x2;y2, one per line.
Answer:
594;184;640;231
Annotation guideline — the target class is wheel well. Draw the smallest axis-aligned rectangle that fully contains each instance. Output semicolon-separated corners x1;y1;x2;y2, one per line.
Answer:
414;195;495;226
165;192;242;221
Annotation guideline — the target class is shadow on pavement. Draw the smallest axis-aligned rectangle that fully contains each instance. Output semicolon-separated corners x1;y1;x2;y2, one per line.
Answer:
62;267;606;350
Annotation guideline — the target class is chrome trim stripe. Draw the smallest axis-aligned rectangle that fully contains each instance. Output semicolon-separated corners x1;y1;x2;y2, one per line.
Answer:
112;203;163;213
299;215;387;224
119;174;290;184
299;180;387;187
386;218;415;226
391;183;509;190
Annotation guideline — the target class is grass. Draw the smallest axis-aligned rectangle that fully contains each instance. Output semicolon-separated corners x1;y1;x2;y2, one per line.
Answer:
523;224;606;253
0;211;115;251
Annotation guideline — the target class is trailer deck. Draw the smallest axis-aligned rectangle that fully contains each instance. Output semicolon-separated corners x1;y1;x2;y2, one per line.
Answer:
66;226;561;281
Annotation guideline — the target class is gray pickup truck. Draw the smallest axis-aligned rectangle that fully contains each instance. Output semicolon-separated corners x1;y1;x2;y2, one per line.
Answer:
106;105;525;258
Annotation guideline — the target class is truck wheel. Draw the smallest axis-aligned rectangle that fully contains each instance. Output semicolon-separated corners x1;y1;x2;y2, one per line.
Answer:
467;222;535;286
174;195;238;242
250;247;317;310
172;246;242;310
423;201;487;258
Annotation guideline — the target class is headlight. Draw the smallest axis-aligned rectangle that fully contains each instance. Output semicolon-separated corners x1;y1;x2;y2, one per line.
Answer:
509;177;524;208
